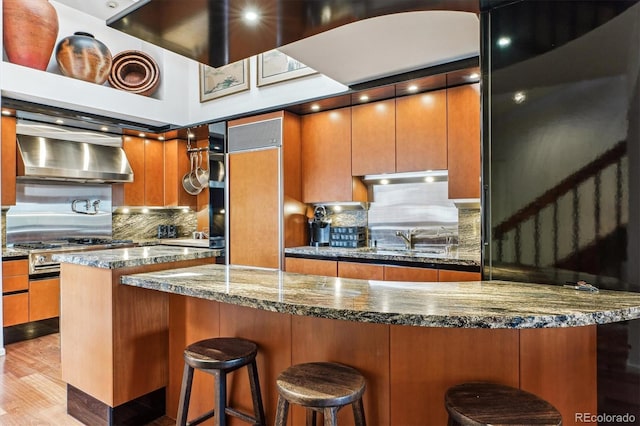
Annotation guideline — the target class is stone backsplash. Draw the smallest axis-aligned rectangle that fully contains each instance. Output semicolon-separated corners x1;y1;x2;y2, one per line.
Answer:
113;209;197;240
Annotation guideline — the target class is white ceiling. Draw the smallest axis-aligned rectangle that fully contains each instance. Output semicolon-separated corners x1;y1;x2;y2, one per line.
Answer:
52;1;480;86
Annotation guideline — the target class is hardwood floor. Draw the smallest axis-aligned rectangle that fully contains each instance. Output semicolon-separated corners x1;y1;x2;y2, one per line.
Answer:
0;333;175;426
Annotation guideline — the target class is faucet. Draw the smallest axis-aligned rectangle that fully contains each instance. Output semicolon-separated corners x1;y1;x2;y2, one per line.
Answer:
72;199;101;215
396;229;414;250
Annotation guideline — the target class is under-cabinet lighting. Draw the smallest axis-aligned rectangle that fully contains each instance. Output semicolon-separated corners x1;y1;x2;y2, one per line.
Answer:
310;104;320;112
363;170;448;185
1;110;12;116
138;132;146;137
158;136;165;141
513;91;526;104
100;126;109;132
142;208;149;213
243;9;260;24
56;119;64;124
359;95;369;102
407;84;418;92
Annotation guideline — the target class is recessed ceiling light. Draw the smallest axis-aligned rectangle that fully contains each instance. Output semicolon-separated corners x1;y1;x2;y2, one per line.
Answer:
513;91;526;104
407;84;418;92
468;73;480;80
380;179;389;185
310;104;320;112
359;95;369;102
106;1;118;9
187;132;195;138
497;37;511;47
425;176;435;183
243;9;260;24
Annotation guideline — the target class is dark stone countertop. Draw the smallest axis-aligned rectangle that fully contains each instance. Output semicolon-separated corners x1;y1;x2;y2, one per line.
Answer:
120;263;640;329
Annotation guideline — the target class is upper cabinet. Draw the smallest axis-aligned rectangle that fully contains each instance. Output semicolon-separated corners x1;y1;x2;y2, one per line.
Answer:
351;99;396;176
351;90;449;176
1;116;17;206
447;83;480;199
396;89;448;173
117;136;164;206
301;107;367;203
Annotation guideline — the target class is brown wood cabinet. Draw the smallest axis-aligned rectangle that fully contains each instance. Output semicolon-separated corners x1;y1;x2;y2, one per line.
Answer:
338;261;384;280
396;89;448;172
447;83;481;199
301;107;367;203
118;136;165;206
163;138;196;209
285;257;337;276
29;277;60;322
2;115;17;206
352;99;396;176
2;258;29;327
384;264;438;282
438;269;481;282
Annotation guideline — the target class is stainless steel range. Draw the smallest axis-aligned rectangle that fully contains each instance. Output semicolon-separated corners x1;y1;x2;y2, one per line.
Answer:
13;238;135;276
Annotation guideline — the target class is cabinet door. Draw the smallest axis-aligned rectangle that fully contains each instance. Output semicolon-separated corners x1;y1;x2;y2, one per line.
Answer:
285;258;338;277
384;265;438;282
352;99;396;176
229;148;280;268
29;277;60;321
447;84;481;199
2;259;28;292
144;139;164;206
438;270;481;282
302;108;356;203
122;136;145;206
3;293;29;326
396;90;447;172
2;115;17;206
338;261;384;280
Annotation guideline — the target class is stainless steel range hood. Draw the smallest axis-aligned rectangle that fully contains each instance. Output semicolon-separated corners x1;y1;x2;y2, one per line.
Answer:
16;135;134;183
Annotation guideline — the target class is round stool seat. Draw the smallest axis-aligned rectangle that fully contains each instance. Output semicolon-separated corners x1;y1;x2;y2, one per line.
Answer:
445;382;562;426
277;362;366;408
184;337;258;370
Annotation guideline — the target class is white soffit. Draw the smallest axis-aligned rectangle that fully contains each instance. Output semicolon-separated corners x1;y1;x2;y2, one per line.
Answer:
278;11;480;86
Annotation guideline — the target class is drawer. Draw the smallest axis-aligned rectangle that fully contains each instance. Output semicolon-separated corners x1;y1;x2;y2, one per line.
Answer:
29;277;60;322
3;293;29;327
2;259;28;277
3;274;29;293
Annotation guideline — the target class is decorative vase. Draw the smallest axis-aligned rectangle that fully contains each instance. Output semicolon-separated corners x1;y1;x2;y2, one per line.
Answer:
3;0;59;71
55;32;113;84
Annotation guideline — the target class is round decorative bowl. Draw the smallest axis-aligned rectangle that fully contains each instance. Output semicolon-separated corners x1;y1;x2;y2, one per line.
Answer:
55;32;112;84
108;50;160;96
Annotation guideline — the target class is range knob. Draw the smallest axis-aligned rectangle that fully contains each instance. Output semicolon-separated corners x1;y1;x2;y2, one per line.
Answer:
36;255;47;264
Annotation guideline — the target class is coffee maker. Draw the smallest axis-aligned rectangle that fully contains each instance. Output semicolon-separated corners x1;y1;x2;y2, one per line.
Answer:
309;205;331;247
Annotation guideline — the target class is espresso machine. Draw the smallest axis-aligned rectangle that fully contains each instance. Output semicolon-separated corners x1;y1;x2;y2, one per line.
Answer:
309;205;331;246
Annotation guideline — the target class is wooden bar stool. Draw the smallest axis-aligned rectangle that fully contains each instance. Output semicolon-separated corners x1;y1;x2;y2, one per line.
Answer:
274;362;366;426
444;382;562;426
176;337;266;426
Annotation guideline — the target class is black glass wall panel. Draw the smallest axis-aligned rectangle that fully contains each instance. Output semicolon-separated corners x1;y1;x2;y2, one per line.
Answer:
482;0;640;420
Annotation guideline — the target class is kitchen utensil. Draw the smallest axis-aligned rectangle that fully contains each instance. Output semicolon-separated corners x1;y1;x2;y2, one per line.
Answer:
194;151;209;188
210;159;225;182
182;152;202;195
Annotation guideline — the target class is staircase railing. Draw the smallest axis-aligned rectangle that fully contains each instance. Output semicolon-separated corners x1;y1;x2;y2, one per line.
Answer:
493;140;626;269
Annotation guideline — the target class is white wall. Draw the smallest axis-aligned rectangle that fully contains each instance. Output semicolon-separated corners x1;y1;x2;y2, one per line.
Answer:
1;1;349;128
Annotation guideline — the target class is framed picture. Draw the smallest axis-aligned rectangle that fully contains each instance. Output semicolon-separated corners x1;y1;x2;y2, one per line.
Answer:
257;49;316;87
200;59;250;102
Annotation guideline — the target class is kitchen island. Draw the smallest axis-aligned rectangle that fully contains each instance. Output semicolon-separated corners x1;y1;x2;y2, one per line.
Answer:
53;246;221;426
118;264;640;426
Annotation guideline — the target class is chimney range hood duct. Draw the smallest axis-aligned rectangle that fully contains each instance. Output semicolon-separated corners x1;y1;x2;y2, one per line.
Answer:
16;135;134;183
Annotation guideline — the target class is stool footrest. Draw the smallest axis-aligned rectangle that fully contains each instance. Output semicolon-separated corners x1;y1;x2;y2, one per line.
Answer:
186;409;216;426
225;407;260;424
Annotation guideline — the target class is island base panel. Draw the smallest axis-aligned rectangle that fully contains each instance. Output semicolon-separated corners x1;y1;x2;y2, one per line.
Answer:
390;326;520;425
67;384;165;426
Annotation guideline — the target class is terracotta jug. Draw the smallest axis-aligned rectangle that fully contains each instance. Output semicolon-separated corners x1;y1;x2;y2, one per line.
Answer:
3;0;59;71
56;32;113;84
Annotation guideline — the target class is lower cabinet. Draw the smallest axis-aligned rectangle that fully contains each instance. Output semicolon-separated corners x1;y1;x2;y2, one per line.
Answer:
285;257;480;282
29;277;60;322
3;293;29;327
